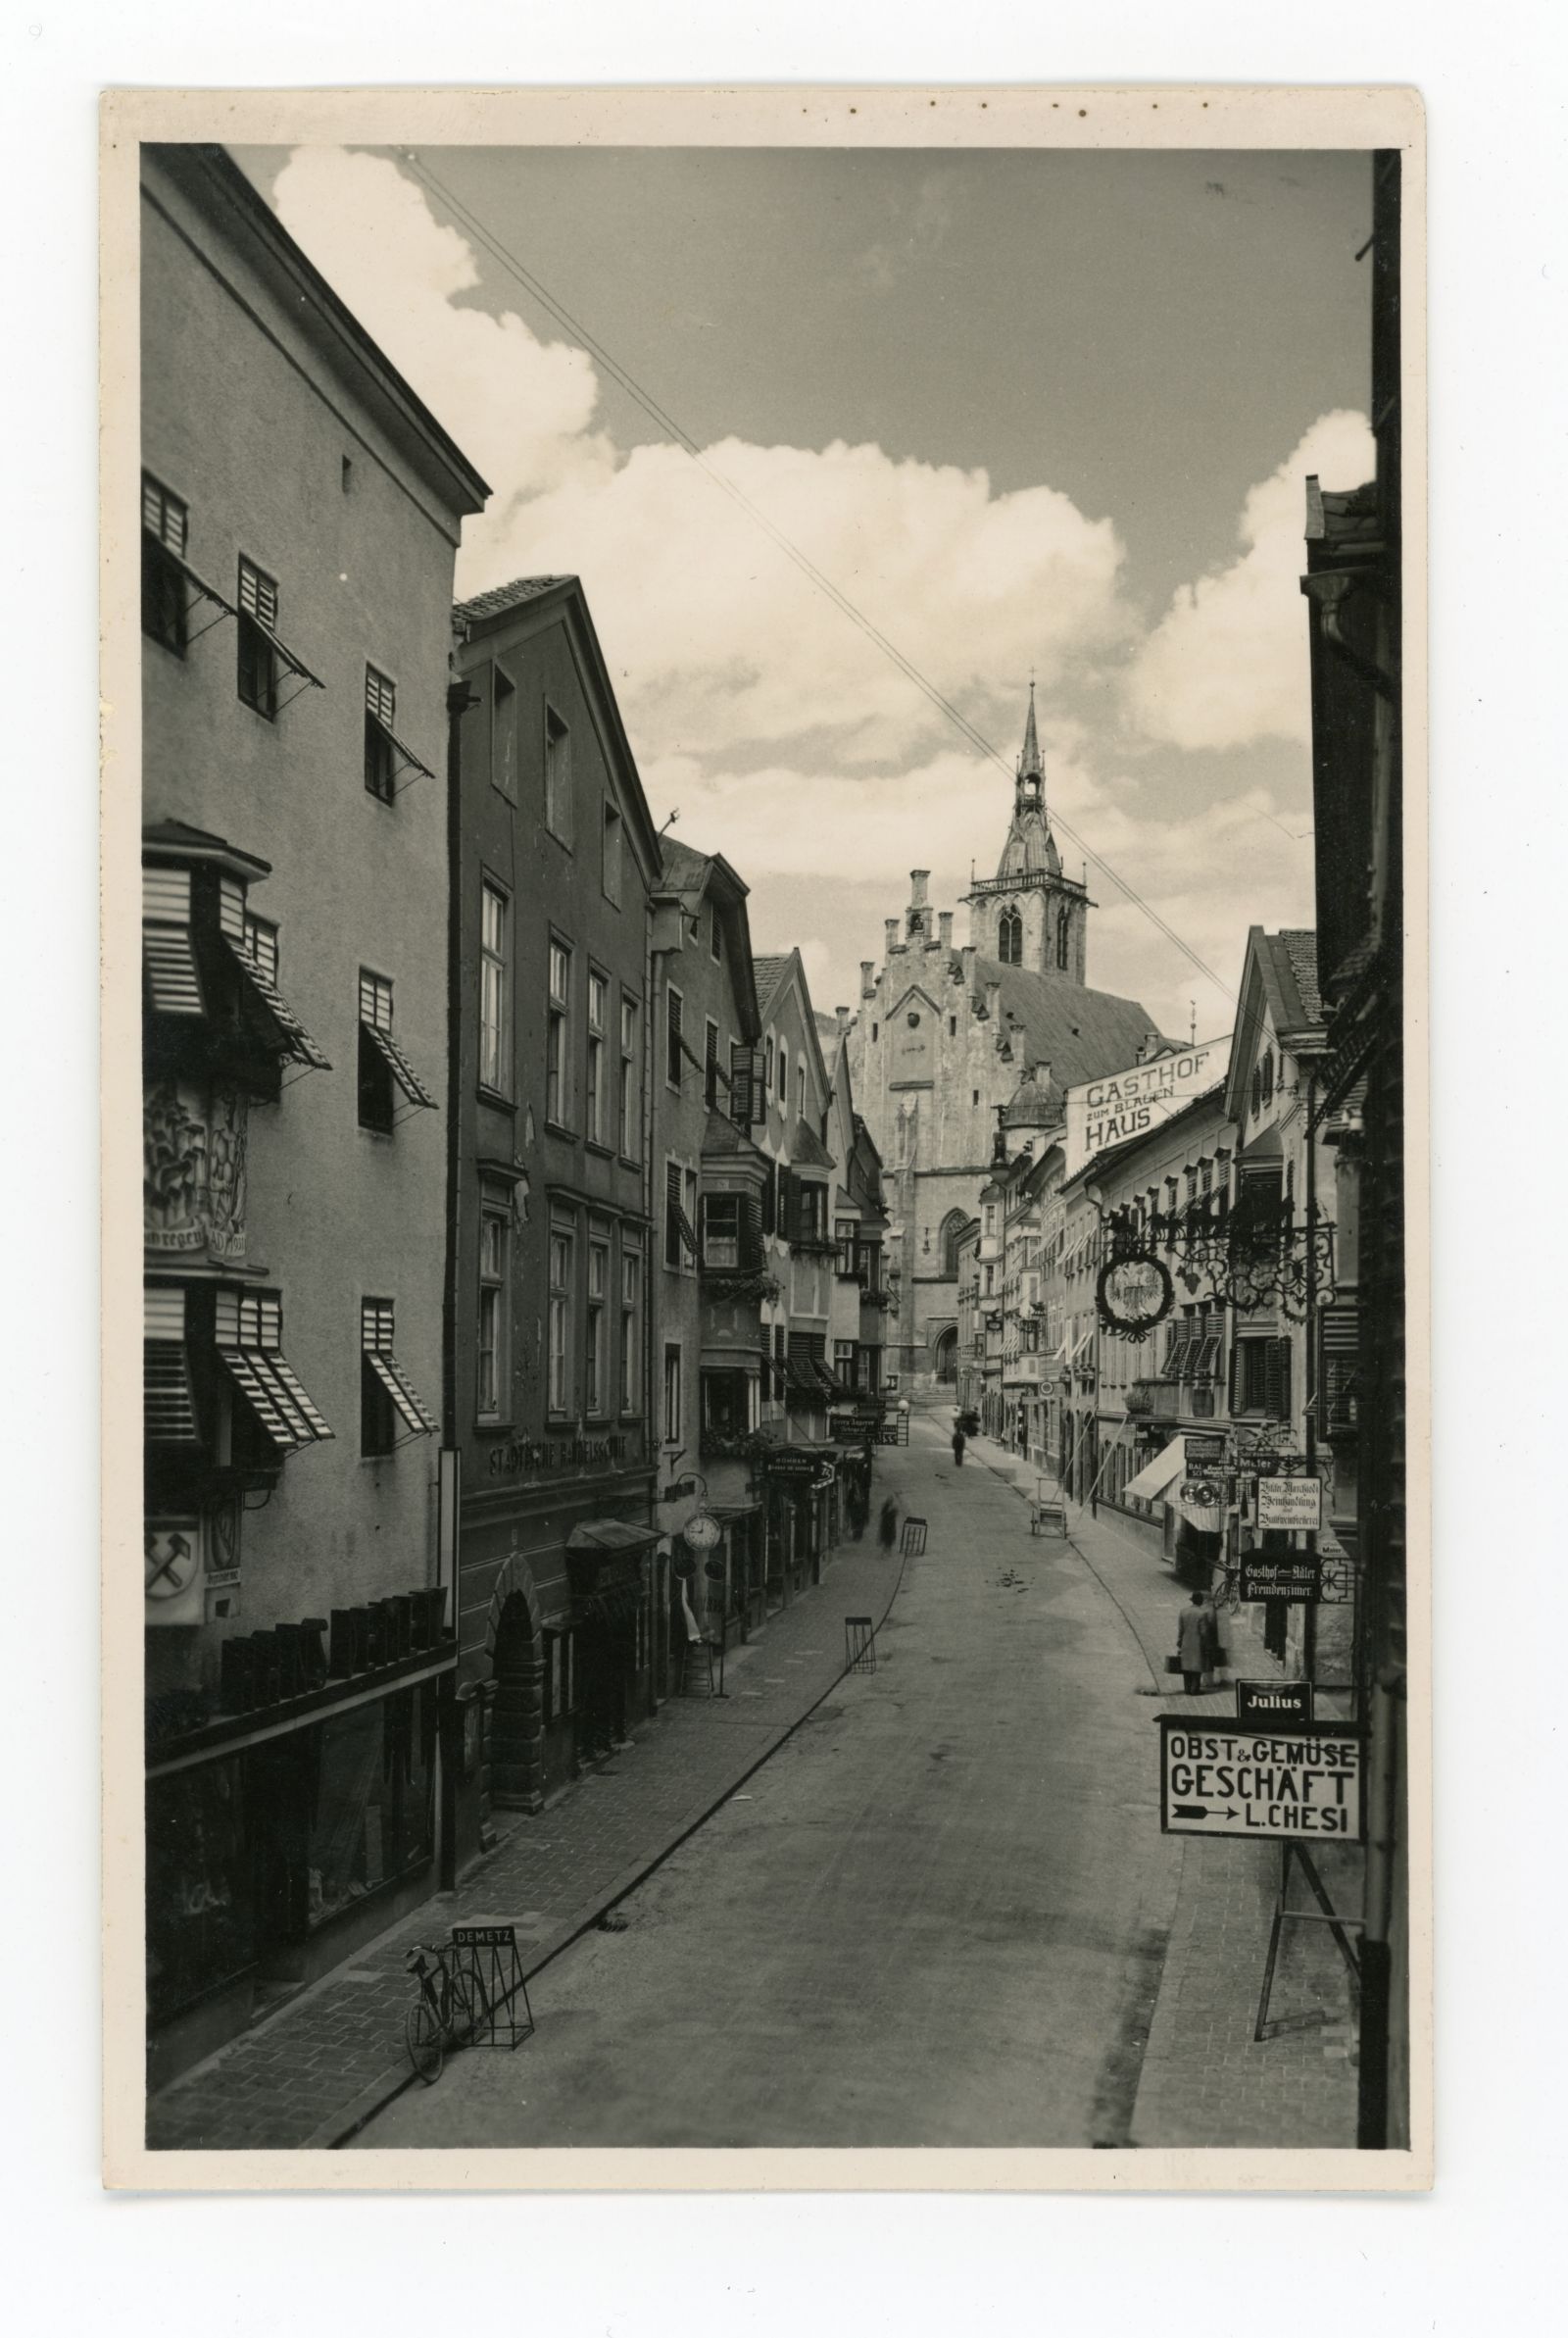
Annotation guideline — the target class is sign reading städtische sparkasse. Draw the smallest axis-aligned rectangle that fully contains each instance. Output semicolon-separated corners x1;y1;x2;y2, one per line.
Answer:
1255;1473;1324;1532
1157;1717;1364;1841
1062;1034;1231;1180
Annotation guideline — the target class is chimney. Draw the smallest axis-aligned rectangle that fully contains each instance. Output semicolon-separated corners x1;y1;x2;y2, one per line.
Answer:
909;870;930;909
983;978;1002;1023
859;959;876;999
835;1005;850;1036
938;911;954;949
885;918;902;956
960;943;976;992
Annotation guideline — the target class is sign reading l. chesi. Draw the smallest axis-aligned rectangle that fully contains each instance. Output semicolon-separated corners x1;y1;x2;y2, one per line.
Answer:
1157;1716;1363;1840
1062;1034;1231;1180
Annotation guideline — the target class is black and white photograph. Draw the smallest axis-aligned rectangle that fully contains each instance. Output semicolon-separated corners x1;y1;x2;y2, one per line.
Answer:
101;83;1428;2186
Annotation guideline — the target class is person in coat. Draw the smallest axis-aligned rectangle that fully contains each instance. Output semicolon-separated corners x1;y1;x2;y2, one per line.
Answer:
952;1425;966;1467
878;1494;900;1551
1176;1591;1209;1695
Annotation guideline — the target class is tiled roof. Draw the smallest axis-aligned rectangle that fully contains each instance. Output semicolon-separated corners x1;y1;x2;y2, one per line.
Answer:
966;957;1164;1093
454;574;573;624
753;954;791;1011
660;836;711;891
700;1110;769;1165
1276;928;1324;1028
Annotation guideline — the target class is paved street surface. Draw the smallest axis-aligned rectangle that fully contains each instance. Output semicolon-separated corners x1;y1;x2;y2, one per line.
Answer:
363;1405;1355;2151
152;1402;1356;2153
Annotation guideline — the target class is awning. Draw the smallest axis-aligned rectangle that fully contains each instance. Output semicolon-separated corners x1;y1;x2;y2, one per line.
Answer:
566;1519;662;1556
221;934;331;1069
364;1349;437;1439
1124;1436;1186;1502
220;1345;334;1454
579;1582;646;1626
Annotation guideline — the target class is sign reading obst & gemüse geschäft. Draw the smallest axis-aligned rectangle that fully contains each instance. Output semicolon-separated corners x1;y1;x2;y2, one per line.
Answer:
1156;1716;1364;1841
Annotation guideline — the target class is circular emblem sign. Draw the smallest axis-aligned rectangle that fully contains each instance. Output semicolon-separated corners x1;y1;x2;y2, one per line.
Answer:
683;1512;721;1553
1097;1254;1174;1336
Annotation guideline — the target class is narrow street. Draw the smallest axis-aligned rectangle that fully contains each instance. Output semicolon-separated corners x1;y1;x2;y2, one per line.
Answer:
357;1406;1183;2149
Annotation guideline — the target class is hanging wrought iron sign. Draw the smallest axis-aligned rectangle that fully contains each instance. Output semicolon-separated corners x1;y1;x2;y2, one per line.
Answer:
1097;1253;1174;1338
1102;1192;1334;1322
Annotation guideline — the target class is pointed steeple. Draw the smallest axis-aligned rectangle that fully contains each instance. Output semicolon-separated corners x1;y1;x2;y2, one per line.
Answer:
997;682;1060;882
1017;679;1043;785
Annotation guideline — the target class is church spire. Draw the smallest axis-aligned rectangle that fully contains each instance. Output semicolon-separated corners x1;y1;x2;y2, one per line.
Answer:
1017;679;1043;786
995;682;1060;883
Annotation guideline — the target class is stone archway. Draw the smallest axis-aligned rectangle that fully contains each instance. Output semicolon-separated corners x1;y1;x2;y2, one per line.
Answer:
483;1551;546;1812
932;1326;958;1384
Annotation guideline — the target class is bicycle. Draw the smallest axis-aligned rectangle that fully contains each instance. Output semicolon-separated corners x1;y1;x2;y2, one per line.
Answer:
403;1940;482;2085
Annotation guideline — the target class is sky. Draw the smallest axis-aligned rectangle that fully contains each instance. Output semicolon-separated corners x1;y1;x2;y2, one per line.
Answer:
235;142;1375;1041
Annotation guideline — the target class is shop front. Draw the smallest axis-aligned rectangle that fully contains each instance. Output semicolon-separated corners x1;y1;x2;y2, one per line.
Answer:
145;1628;457;2090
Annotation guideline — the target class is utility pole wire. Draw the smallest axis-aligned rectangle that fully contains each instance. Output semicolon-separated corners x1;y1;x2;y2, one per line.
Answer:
402;151;1238;1008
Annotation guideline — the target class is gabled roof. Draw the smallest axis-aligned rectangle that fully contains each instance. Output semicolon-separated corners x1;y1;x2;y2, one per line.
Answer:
453;574;572;625
652;837;760;1037
1223;925;1328;1122
701;1110;771;1167
790;1119;837;1172
753;947;834;1117
967;957;1164;1093
753;954;791;1011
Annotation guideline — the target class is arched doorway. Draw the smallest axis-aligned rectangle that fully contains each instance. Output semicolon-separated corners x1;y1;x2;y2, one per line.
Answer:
933;1326;957;1383
484;1555;545;1812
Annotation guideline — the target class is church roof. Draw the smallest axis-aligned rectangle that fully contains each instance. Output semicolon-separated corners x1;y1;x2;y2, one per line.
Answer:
969;955;1164;1092
997;805;1061;881
1002;1063;1062;1129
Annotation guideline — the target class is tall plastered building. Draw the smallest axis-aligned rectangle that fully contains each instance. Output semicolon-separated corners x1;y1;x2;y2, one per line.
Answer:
845;690;1166;1387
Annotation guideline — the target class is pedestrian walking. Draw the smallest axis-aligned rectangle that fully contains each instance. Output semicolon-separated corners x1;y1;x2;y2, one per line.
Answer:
1175;1590;1209;1696
951;1425;966;1468
878;1494;900;1552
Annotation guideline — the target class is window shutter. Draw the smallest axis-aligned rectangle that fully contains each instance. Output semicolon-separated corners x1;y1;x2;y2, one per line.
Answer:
1228;1334;1240;1416
760;1162;776;1237
728;1040;754;1127
1264;1336;1292;1420
741;1194;763;1271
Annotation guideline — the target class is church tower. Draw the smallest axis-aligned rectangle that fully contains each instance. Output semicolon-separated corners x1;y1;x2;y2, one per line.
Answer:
963;685;1092;984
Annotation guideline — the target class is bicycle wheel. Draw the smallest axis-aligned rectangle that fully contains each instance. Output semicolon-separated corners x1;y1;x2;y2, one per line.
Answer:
446;1966;481;2050
405;1997;444;2086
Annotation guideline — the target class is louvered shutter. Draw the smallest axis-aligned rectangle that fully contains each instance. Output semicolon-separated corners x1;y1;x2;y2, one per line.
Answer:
760;1162;776;1236
1228;1335;1240;1416
741;1194;763;1271
729;1041;755;1127
1320;1304;1359;1434
1264;1336;1292;1421
238;558;278;629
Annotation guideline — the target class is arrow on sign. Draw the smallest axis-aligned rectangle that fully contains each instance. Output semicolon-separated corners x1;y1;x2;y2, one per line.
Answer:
1173;1803;1238;1821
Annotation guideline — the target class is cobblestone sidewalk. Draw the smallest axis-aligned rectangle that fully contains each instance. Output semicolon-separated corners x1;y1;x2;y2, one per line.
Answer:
146;1520;914;2153
960;1430;1359;2150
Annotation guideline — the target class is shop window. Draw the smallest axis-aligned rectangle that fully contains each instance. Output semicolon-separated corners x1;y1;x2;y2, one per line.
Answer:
364;666;398;803
145;1755;254;2023
544;703;571;842
236;557;280;719
141;472;189;654
306;1686;437;1929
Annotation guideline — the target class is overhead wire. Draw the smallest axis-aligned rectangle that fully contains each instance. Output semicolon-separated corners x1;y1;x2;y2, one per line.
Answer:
401;149;1248;1008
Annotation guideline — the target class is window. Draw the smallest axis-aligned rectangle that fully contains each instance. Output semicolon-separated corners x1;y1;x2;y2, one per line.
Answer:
587;970;609;1145
949;1017;956;1036
544;704;571;842
602;801;621;903
141;473;188;654
764;1037;774;1090
710;905;722;962
705;1019;720;1110
835;1340;858;1391
358;970;435;1129
236;558;279;719
778;1049;789;1109
666;986;684;1089
365;666;397;803
702;1193;741;1269
836;1217;857;1277
547;1229;572;1414
1236;1335;1292;1419
586;1240;609;1414
1260;1050;1275;1107
1055;908;1070;970
477;1209;509;1419
664;1159;696;1270
361;1298;437;1456
619;1246;642;1412
492;666;517;801
242;912;278;984
547;940;571;1126
662;1344;682;1445
479;881;509;1094
872;1024;879;1043
618;994;640;1156
999;907;1022;965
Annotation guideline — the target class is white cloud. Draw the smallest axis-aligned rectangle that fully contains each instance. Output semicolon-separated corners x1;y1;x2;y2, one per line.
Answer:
270;147;1134;771
1125;410;1376;752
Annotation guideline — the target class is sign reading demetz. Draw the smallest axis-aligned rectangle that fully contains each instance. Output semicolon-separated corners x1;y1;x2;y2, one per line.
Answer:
1062;1035;1231;1180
